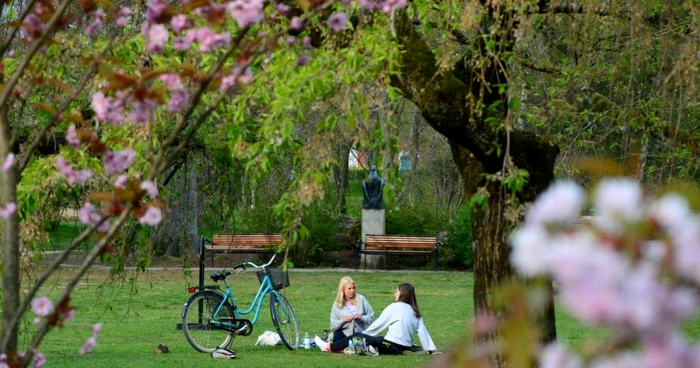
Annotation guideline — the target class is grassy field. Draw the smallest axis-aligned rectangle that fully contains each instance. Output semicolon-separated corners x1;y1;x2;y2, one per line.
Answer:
18;266;678;368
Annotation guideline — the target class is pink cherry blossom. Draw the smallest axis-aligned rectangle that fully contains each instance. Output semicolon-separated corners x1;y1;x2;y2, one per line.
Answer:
539;343;582;368
594;179;643;235
327;13;348;33
32;352;46;368
32;296;54;317
139;206;163;226
91;92;125;125
160;74;182;90
22;13;44;42
103;149;136;174
296;55;310;67
92;323;102;337
276;3;291;16
380;0;407;13
2;153;15;172
78;202;102;227
8;49;15;58
167;90;188;113
509;225;550;276
128;98;156;124
63;309;76;321
56;157;92;185
173;37;192;51
227;0;265;28
0;202;16;219
143;23;169;53
526;181;584;225
290;17;302;30
85;10;104;37
79;336;96;354
171;15;190;35
140;180;158;198
114;175;128;189
66;125;80;147
145;0;168;23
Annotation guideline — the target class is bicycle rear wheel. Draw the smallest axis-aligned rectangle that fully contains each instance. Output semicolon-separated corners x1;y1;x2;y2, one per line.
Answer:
182;291;235;353
269;293;300;350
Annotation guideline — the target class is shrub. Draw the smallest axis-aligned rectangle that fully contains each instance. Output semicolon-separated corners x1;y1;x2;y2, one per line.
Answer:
442;206;473;270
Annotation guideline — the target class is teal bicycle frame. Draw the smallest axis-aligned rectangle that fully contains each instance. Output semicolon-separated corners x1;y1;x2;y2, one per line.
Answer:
182;253;299;352
213;272;277;328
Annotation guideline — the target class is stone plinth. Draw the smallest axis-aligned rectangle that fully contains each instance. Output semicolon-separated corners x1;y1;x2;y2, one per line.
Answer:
361;209;385;269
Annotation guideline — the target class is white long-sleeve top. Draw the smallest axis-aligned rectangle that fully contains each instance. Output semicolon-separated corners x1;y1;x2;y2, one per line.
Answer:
362;302;437;351
330;294;374;337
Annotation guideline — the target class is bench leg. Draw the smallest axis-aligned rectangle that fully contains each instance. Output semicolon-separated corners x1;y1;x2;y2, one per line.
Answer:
433;250;438;271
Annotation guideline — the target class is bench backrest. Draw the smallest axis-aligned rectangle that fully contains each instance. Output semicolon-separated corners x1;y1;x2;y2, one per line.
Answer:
211;234;282;248
364;235;437;249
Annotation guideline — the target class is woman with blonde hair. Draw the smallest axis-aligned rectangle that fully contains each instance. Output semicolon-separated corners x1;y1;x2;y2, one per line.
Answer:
327;276;374;350
316;282;436;355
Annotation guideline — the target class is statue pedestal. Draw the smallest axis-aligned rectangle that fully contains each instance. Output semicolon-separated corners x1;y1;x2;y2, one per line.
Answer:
361;209;386;269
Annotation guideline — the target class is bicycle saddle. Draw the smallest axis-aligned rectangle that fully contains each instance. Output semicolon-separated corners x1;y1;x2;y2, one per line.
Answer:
210;270;231;282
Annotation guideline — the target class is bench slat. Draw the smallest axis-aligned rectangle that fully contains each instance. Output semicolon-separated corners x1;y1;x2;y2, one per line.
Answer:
212;234;281;247
361;250;434;255
365;242;435;249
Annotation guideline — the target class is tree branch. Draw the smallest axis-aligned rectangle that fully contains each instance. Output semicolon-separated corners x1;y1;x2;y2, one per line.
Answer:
0;0;72;111
18;37;116;173
0;0;40;57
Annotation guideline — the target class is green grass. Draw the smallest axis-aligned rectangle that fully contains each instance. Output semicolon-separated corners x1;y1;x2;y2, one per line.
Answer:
20;268;700;367
24;270;471;368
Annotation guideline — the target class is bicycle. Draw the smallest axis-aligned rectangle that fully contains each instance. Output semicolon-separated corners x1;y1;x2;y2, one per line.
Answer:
181;253;300;352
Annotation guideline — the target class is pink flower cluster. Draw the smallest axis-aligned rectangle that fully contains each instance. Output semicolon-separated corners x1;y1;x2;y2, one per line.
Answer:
79;323;102;355
358;0;407;13
226;0;265;28
102;149;136;174
21;14;44;42
510;179;700;367
85;9;104;37
78;202;109;232
91;92;125;125
56;157;91;185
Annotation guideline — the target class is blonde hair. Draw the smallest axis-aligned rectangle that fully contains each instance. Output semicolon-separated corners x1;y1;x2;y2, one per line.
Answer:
335;276;359;308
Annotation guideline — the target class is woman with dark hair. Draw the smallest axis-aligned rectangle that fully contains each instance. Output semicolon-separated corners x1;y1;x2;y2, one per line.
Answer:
315;283;436;355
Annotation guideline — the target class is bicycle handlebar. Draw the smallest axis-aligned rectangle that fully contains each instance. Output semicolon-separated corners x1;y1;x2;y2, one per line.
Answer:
232;253;278;271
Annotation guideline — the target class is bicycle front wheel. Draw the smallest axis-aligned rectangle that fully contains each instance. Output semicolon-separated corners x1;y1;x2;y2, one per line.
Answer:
182;291;235;353
270;293;300;350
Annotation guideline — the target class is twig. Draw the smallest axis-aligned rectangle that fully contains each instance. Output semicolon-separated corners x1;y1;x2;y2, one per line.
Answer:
23;209;132;365
0;0;72;111
0;217;105;352
0;0;40;57
18;37;116;173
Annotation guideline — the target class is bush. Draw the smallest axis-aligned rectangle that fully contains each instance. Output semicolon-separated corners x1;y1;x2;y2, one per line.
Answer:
385;202;450;235
442;206;473;270
291;201;346;267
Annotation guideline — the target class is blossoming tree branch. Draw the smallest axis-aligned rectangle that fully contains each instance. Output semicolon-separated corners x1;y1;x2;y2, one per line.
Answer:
0;0;405;366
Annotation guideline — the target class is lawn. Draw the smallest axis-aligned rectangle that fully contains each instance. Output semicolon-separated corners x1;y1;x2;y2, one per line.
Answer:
18;267;700;367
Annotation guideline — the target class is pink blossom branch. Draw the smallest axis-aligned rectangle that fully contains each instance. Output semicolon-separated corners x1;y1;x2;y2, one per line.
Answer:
0;0;40;57
22;209;131;365
17;37;117;173
0;217;107;353
0;0;72;111
151;27;250;177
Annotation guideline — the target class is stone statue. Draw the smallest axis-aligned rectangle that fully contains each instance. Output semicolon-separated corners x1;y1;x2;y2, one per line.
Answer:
362;166;385;210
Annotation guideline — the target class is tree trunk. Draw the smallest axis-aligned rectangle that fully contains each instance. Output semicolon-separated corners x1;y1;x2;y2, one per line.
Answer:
390;10;559;350
0;106;20;357
332;137;353;214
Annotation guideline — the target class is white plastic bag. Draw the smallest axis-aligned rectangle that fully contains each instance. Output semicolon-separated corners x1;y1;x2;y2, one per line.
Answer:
255;331;282;346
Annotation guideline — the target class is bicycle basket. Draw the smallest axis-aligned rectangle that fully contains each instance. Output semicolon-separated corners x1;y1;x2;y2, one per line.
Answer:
257;268;290;290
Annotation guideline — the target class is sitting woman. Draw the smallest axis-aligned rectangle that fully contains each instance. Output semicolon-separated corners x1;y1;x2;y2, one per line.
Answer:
328;276;375;350
315;282;436;355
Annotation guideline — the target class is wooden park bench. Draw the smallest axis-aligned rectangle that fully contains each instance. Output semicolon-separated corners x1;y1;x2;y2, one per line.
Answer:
356;234;440;271
195;234;282;291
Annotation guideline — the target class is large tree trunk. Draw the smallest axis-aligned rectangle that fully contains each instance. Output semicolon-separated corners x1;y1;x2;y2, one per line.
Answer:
390;10;559;349
0;106;20;357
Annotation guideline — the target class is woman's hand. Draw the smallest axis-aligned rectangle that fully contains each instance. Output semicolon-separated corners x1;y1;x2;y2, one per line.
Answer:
353;313;361;320
344;315;353;323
